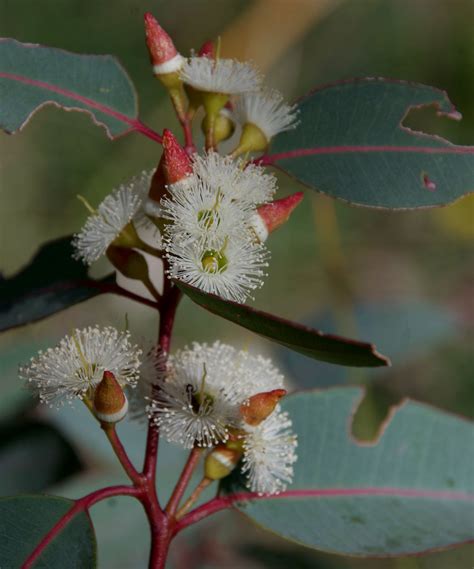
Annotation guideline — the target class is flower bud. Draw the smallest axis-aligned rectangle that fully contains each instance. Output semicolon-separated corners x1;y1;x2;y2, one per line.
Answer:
198;40;215;59
204;444;242;481
93;371;128;423
144;13;184;88
251;192;304;242
162;129;193;185
106;246;161;300
240;389;287;426
202;106;235;144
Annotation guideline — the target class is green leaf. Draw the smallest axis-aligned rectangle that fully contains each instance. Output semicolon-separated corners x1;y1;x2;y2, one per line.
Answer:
0;495;96;567
0;38;160;142
0;420;82;495
176;282;389;367
0;236;114;332
264;79;474;209
226;388;474;556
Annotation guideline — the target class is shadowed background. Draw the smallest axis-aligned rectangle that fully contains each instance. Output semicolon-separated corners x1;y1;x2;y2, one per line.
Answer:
0;1;473;567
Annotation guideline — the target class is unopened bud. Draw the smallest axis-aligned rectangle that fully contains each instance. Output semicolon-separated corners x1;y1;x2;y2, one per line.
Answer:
144;13;184;81
201;106;235;145
107;246;160;300
94;371;128;423
198;40;215;59
251;192;304;242
240;389;287;426
162;129;193;185
205;444;242;481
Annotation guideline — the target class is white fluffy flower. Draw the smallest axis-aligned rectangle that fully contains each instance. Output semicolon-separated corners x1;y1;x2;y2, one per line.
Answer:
190;152;277;206
234;90;299;141
181;57;261;94
19;327;142;407
72;175;149;265
241;407;298;495
165;235;269;303
148;342;285;449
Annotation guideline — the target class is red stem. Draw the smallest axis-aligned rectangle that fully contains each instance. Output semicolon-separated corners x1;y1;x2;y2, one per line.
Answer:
102;424;145;486
22;485;138;568
166;448;202;516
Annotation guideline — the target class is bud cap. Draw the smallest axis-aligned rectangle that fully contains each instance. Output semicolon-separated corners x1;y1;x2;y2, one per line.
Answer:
162;129;193;185
252;192;304;242
144;13;184;74
240;389;287;426
94;371;129;423
205;444;242;480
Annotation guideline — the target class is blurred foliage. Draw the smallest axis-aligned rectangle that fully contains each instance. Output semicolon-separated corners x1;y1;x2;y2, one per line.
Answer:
0;0;473;567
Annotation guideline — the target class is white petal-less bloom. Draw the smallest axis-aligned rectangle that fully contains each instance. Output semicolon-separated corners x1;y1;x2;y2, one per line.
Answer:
181;57;261;94
234;89;299;141
148;342;285;449
161;175;253;248
241;407;298;495
72;179;145;265
165;234;269;303
19;327;142;407
190;152;277;206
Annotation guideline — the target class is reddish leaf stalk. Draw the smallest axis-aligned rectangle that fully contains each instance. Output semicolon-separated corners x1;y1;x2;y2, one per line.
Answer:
166;447;203;516
22;485;139;569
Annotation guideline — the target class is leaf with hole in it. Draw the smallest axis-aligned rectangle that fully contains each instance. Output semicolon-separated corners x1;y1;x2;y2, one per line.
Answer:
263;78;474;209
0;236;114;332
0;38;160;141
176;282;389;367
223;388;474;556
0;495;96;567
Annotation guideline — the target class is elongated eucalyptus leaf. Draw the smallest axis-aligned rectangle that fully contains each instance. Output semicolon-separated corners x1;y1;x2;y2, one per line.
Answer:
176;282;389;367
224;388;474;556
263;79;474;209
0;236;114;332
0;38;160;141
0;495;96;567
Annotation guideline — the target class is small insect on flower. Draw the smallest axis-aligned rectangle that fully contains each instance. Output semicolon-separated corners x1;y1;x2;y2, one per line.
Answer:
19;326;142;407
241;407;298;495
72;171;153;265
181;57;261;95
148;342;285;449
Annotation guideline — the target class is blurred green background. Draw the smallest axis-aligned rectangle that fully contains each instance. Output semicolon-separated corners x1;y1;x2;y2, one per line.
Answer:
0;0;473;567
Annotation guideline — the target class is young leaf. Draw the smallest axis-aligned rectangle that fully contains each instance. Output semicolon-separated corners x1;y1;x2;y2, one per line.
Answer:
224;388;474;556
262;79;474;209
176;282;389;367
0;495;97;567
0;38;161;142
0;236;114;332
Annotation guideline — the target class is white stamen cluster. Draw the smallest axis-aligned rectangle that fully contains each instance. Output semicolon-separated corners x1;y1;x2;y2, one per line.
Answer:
181;57;261;94
162;152;276;303
241;407;298;495
19;326;142;407
72;171;154;265
147;341;284;449
234;89;299;140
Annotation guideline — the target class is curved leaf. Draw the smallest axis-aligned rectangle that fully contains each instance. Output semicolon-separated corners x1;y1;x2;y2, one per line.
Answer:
0;38;160;142
176;282;389;367
224;388;474;556
0;495;96;567
0;236;114;332
263;79;474;209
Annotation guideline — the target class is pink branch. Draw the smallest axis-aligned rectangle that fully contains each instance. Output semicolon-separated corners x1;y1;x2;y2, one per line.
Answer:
22;485;139;568
258;144;474;165
166;448;202;516
0;72;162;144
174;486;474;534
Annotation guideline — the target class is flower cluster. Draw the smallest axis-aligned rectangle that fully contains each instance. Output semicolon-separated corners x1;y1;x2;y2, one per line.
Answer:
147;341;298;494
161;152;276;303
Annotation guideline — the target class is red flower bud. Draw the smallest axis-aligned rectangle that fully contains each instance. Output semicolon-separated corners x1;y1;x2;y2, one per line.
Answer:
240;389;287;426
93;371;128;423
198;40;215;59
162;129;193;185
144;13;182;74
252;192;304;242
